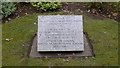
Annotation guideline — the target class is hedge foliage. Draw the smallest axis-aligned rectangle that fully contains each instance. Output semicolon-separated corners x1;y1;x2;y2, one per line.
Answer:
2;2;16;17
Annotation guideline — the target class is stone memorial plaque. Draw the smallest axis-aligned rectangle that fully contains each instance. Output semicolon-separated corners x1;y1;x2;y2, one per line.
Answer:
37;15;84;52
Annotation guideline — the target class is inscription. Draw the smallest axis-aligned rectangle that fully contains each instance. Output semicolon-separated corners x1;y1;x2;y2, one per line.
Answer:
37;15;84;51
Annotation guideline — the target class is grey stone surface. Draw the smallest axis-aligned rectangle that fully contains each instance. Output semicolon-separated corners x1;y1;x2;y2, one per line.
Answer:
29;33;94;58
38;15;84;52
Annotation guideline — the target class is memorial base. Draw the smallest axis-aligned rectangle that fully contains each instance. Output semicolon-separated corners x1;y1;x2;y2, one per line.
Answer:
29;33;94;58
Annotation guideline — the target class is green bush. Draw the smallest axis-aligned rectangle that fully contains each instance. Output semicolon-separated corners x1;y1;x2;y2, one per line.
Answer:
31;2;62;11
2;2;16;17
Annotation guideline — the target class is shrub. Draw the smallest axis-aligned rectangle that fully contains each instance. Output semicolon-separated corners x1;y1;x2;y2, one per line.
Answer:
2;2;16;17
31;2;62;11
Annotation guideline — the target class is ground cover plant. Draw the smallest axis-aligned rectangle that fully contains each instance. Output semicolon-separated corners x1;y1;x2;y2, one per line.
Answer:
31;2;62;11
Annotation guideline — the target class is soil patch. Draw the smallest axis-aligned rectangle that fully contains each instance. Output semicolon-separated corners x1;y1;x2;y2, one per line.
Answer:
2;2;41;23
2;2;119;23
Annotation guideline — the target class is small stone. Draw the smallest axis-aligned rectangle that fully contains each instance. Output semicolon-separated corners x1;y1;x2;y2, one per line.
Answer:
34;23;36;25
63;59;69;62
80;10;83;13
8;18;11;21
63;10;67;12
92;9;96;14
66;59;69;62
63;10;70;13
85;57;88;59
102;15;105;16
72;53;75;56
114;17;117;19
87;10;90;12
5;38;10;41
25;13;28;15
77;9;80;11
108;15;111;18
17;15;20;18
103;32;106;34
63;59;65;61
68;57;72;59
58;54;61;56
83;5;85;7
22;44;25;47
69;12;73;14
5;21;8;23
19;10;21;12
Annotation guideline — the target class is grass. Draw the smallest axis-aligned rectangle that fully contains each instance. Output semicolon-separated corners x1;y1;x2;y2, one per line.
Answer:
2;12;118;66
0;24;2;67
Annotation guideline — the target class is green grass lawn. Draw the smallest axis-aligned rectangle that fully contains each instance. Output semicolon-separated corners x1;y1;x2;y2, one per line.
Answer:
0;24;2;67
2;12;118;66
